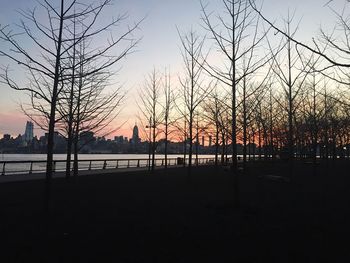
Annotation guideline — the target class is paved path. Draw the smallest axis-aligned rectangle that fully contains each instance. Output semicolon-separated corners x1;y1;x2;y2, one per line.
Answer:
0;164;208;183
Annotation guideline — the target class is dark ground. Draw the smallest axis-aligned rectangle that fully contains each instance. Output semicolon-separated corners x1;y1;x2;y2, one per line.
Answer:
0;160;349;263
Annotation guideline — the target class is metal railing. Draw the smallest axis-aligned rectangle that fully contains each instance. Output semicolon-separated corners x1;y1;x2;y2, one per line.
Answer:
0;157;215;176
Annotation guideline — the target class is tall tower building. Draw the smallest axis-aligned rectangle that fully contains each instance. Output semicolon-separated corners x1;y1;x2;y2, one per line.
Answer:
132;123;140;144
24;121;34;143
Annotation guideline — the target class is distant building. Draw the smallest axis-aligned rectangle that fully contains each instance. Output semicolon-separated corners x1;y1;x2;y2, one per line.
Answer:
39;135;46;146
80;131;95;144
114;135;124;144
97;136;106;142
24;121;34;143
114;135;129;144
15;134;23;144
3;134;11;141
131;123;140;144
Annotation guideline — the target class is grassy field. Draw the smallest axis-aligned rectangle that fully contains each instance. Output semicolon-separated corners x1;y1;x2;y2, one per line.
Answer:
0;160;349;262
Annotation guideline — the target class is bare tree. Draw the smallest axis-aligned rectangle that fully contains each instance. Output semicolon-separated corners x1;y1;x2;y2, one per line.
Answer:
178;29;211;175
58;36;126;178
137;69;163;172
201;0;270;175
173;102;189;166
237;56;271;169
0;0;141;210
161;68;175;169
264;10;317;168
202;87;229;166
0;0;71;195
301;57;325;164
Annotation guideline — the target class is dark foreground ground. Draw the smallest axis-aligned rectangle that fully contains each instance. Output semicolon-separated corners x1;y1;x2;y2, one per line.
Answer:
0;160;349;263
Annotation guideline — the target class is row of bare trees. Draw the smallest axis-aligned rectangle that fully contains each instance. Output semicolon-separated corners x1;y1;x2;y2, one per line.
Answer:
136;0;350;177
2;1;350;195
137;62;350;168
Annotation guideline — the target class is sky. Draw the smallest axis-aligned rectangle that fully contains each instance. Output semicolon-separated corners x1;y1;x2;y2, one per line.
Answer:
0;0;347;139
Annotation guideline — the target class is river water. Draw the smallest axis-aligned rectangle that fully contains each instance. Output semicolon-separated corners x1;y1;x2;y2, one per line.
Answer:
0;153;215;161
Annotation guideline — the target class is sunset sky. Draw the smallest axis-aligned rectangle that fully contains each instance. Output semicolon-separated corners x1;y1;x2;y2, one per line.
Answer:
0;0;346;139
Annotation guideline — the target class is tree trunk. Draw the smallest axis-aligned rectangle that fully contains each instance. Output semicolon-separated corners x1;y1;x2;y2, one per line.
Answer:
151;117;156;172
65;19;77;179
243;77;247;169
45;0;64;212
215;126;219;167
188;110;193;174
165;124;168;169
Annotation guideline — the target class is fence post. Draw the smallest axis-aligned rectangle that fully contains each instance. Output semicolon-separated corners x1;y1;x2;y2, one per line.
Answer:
1;162;5;176
53;161;56;173
127;160;130;168
116;160;119;169
29;162;33;174
89;160;92;170
137;160;140;167
103;160;107;169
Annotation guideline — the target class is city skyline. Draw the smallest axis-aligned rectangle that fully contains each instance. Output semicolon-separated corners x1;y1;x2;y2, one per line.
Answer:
2;121;214;146
1;120;227;155
1;120;140;141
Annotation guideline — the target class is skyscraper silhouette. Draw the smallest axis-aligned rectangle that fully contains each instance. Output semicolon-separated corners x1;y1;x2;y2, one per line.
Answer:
132;123;140;144
24;121;34;143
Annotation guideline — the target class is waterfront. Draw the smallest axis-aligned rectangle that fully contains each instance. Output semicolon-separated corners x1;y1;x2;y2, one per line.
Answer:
0;154;216;175
0;153;215;162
